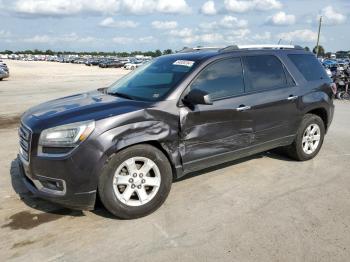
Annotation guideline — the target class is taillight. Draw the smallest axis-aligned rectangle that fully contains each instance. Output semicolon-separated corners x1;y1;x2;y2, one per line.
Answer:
330;83;337;95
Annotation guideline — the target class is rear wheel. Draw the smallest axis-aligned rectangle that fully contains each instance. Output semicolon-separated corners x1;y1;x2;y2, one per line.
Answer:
98;144;172;219
285;114;325;161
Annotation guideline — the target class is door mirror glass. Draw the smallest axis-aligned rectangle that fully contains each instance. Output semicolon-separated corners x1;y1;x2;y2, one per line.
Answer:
183;89;213;105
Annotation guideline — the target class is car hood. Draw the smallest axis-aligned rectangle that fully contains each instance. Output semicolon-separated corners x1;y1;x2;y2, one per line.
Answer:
22;90;151;126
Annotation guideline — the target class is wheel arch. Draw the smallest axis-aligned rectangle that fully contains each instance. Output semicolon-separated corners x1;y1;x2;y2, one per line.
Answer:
305;107;328;131
104;139;182;181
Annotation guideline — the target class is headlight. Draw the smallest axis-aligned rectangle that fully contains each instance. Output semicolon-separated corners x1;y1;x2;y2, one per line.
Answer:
39;120;95;147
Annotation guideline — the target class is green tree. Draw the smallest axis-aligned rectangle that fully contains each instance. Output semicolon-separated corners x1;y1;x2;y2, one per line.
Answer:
304;46;310;52
154;49;162;57
313;45;325;57
163;49;173;55
45;49;54;55
325;52;332;59
2;50;13;54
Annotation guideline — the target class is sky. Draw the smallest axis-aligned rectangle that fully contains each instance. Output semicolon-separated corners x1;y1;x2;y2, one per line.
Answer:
0;0;349;52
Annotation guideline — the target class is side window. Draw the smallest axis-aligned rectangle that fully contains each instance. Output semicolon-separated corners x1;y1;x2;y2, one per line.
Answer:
243;55;287;92
190;58;244;100
288;54;328;81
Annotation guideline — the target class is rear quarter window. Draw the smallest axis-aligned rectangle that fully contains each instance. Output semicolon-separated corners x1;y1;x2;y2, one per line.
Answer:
288;54;328;81
242;55;287;92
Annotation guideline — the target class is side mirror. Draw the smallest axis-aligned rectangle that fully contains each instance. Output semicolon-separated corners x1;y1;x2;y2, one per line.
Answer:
183;89;213;106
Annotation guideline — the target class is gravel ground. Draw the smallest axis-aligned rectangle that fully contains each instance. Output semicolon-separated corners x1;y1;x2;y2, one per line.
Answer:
0;60;349;262
0;60;127;120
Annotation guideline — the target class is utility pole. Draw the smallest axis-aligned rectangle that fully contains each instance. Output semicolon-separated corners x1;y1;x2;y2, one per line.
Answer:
316;16;322;57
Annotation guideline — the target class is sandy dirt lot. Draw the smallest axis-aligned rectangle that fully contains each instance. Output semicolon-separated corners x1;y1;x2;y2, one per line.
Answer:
0;60;128;120
0;60;350;262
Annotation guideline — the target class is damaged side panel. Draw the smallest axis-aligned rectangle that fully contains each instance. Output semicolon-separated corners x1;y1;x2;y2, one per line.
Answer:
96;103;184;178
178;98;255;173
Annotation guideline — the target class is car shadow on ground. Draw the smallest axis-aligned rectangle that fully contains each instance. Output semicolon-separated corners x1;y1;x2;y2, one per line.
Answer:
9;149;294;219
9;158;84;217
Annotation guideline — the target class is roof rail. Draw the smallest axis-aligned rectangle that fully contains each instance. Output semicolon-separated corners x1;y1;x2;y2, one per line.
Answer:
219;44;304;53
177;46;221;53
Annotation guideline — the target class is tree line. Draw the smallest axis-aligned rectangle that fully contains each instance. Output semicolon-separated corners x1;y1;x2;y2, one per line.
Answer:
304;46;349;59
1;47;349;58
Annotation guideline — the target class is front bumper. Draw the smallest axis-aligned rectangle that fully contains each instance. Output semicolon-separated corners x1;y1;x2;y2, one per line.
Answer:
0;72;9;79
18;155;96;210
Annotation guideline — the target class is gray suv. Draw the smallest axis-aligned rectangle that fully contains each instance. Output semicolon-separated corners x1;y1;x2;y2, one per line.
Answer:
18;45;334;218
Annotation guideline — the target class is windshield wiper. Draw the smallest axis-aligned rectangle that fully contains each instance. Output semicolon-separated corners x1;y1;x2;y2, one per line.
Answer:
107;91;134;100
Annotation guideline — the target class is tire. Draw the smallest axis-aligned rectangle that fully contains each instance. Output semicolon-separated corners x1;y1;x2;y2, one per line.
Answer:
285;114;325;161
337;91;345;100
342;92;350;100
98;144;173;219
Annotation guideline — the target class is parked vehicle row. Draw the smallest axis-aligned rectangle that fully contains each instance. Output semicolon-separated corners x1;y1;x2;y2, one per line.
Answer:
322;59;350;100
0;60;9;80
4;54;151;70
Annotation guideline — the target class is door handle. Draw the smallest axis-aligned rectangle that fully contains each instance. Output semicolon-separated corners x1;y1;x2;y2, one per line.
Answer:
287;95;298;101
236;105;251;112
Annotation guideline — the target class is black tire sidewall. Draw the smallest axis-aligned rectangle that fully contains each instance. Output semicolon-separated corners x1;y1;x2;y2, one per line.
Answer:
98;144;172;219
294;114;325;161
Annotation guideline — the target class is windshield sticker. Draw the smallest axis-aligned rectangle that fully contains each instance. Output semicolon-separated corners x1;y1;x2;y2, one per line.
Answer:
173;60;195;67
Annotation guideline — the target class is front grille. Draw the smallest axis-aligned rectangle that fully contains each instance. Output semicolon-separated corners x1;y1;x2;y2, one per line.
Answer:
19;123;32;162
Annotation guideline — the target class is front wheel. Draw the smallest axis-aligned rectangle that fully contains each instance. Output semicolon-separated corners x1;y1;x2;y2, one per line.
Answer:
98;144;173;219
338;91;350;100
285;114;325;161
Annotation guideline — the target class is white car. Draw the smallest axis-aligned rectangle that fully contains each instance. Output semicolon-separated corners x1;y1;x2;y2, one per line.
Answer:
124;61;144;70
0;68;9;80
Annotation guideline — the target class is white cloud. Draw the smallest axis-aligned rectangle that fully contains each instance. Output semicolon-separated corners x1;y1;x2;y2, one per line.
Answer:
319;6;346;25
112;36;156;44
139;36;156;43
220;15;248;28
154;0;190;14
169;28;193;38
200;15;248;31
14;0;120;16
169;26;251;45
23;33;96;43
253;31;271;41
0;30;12;38
224;0;282;13
267;11;296;26
277;29;318;43
112;36;133;44
99;17;138;28
12;0;190;16
151;20;178;30
200;1;217;15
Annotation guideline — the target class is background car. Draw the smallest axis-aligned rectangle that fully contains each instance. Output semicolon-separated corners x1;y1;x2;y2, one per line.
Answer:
99;60;125;68
0;67;9;80
124;60;144;70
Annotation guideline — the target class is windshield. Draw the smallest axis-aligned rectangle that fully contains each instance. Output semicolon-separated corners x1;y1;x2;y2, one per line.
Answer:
108;56;198;101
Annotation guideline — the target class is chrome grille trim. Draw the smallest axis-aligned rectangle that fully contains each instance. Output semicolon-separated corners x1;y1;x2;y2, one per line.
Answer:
19;123;32;163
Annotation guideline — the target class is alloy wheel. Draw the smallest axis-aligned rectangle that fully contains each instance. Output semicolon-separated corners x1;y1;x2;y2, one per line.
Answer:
112;157;161;207
302;123;321;154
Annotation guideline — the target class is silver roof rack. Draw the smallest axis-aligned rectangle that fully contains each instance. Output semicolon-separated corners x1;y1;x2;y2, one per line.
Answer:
177;46;221;53
178;44;304;54
219;44;303;53
237;44;303;49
